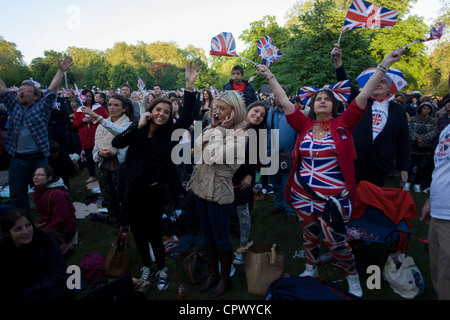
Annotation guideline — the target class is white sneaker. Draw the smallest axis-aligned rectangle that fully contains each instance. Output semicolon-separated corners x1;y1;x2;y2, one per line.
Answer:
346;273;363;298
299;264;318;278
422;187;430;194
140;266;155;282
413;184;421;193
156;267;169;291
233;253;244;265
402;182;410;191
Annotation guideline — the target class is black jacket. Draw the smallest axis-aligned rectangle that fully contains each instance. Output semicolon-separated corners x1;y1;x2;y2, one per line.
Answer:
223;79;257;107
112;91;197;205
335;65;410;174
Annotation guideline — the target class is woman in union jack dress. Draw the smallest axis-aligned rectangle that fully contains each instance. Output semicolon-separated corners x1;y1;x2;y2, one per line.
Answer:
256;47;405;298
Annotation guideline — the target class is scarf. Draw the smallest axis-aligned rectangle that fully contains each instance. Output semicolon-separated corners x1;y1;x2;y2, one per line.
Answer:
94;114;130;156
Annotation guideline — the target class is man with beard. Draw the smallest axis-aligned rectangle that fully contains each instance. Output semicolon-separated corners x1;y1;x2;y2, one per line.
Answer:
0;56;73;211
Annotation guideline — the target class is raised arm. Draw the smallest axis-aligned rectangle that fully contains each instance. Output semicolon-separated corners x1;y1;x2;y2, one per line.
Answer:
354;48;404;110
255;64;296;115
49;56;73;93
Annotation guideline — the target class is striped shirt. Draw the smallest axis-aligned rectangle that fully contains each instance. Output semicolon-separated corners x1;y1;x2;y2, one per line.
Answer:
291;131;351;217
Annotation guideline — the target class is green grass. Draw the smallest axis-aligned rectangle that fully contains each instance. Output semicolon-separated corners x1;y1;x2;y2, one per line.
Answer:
42;167;437;300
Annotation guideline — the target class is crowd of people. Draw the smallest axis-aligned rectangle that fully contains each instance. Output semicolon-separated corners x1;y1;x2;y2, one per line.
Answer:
0;44;449;301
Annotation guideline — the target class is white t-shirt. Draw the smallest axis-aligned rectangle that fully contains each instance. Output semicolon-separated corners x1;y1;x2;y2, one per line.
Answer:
430;123;450;220
371;96;393;140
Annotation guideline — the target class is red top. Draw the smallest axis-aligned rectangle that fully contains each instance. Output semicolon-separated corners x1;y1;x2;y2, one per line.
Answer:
284;99;367;206
73;104;109;148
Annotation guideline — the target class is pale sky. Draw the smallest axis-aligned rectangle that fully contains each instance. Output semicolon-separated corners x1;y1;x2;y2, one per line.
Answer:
0;0;446;65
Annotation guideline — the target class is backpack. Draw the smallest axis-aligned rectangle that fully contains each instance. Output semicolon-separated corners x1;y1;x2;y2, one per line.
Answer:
265;276;360;300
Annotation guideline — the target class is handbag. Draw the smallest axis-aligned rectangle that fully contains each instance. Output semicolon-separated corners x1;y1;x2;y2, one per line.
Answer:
279;151;294;172
241;241;284;295
105;226;131;277
383;252;425;299
176;246;209;285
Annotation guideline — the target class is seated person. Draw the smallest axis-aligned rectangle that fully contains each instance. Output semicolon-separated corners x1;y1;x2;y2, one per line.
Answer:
0;208;72;300
32;166;77;253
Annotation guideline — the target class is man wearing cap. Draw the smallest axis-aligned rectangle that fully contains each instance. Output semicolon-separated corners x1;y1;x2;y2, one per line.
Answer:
0;56;73;211
331;44;410;187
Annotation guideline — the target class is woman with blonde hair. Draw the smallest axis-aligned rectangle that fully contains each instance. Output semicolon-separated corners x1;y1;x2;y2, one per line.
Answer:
189;90;247;297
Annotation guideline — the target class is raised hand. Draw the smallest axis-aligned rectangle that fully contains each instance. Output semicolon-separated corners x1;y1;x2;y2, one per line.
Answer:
255;64;272;79
58;56;74;73
380;48;405;68
185;60;201;88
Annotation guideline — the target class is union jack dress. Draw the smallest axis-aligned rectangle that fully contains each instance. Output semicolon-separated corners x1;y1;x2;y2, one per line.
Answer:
291;131;351;218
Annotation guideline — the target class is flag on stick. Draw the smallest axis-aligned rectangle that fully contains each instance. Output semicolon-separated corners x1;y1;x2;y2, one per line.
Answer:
209;32;257;65
338;0;398;44
257;36;283;67
402;21;445;48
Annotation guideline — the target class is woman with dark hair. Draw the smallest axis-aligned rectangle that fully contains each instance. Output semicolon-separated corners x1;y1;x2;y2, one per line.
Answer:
111;61;200;291
0;208;72;300
81;93;134;229
199;90;213;120
32;165;77;252
257;47;405;298
73;89;109;183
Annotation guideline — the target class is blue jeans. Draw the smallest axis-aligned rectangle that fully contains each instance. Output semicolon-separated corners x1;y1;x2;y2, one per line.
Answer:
9;153;48;212
270;169;296;216
195;196;232;251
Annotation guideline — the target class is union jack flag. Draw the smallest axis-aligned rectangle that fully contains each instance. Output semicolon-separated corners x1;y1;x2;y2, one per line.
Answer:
257;36;282;67
210;32;237;57
138;77;145;90
299;80;351;107
210;86;220;98
342;0;398;31
29;78;42;88
427;21;445;40
74;83;86;104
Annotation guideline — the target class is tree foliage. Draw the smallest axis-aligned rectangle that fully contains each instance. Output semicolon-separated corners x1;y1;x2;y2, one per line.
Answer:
0;0;449;96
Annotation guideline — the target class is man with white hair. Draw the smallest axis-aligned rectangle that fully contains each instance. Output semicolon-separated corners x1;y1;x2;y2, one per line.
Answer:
331;44;410;187
0;56;73;211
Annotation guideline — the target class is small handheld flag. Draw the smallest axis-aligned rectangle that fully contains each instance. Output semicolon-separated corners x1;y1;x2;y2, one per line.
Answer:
29;78;42;88
403;21;445;48
138;77;145;90
338;0;398;44
210;32;237;57
257;36;282;67
209;32;257;65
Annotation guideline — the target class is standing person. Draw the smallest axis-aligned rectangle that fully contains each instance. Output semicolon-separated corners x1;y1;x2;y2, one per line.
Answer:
67;97;81;155
189;90;247;298
0;56;73;211
231;101;268;266
331;44;410;187
73;89;109;184
0;208;72;300
257;47;406;298
437;98;450;135
112;61;200;292
95;92;108;110
420;122;450;300
223;65;257;107
266;85;298;223
120;83;141;120
199;90;213;120
403;102;438;193
48;94;69;155
153;84;163;98
32;166;77;253
81;94;134;229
